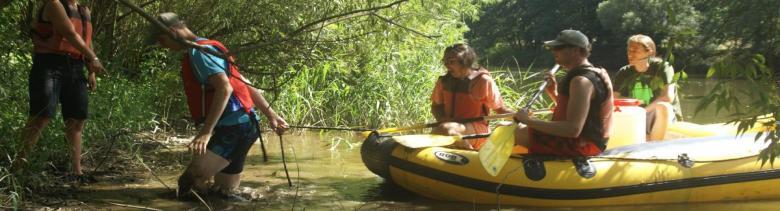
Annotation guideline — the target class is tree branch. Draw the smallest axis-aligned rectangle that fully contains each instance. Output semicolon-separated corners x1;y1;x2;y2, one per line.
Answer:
116;0;161;21
113;0;228;60
370;12;440;39
233;0;409;54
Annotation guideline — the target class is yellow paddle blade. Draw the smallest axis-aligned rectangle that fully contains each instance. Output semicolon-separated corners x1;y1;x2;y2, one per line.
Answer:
478;124;517;176
394;134;461;149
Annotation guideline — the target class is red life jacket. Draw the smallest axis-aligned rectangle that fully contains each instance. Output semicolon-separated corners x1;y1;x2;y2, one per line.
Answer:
554;65;614;152
32;0;92;59
181;39;255;124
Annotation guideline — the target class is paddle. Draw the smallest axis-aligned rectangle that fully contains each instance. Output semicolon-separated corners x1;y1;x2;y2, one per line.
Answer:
360;109;552;137
394;133;491;148
479;64;560;176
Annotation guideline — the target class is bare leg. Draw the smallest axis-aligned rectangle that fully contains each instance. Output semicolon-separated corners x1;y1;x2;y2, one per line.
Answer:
182;151;230;193
64;119;85;175
13;116;51;171
432;122;471;148
513;123;530;147
648;102;674;141
431;122;466;136
213;173;241;192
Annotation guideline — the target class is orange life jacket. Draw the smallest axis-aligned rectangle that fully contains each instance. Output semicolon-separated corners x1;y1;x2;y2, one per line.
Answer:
438;68;492;147
32;0;92;59
181;39;255;124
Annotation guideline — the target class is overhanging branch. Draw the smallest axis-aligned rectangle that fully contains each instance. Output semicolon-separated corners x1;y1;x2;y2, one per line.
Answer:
370;12;440;39
233;0;409;54
113;0;229;60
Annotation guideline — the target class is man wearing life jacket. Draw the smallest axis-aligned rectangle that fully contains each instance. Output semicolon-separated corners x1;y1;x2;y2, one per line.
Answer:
148;12;288;201
513;30;614;157
15;0;105;182
431;43;514;150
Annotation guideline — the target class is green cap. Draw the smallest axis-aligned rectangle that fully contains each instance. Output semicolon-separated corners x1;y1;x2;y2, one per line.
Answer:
544;29;590;50
145;12;185;45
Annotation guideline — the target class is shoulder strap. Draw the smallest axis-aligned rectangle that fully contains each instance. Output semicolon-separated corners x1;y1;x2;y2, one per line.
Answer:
77;4;87;43
36;0;70;23
194;40;232;77
194;39;255;86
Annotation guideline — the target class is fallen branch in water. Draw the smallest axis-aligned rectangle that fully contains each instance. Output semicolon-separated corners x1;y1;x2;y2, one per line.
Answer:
190;190;213;211
105;201;162;211
136;155;172;192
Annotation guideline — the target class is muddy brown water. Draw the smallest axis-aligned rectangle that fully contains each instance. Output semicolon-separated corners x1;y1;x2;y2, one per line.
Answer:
71;78;780;210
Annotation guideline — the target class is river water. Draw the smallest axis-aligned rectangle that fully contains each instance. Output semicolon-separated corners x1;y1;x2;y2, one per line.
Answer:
78;78;780;210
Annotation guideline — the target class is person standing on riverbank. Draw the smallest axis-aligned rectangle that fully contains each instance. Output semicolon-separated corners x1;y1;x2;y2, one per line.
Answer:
14;0;105;182
147;12;288;201
613;34;681;141
430;43;514;150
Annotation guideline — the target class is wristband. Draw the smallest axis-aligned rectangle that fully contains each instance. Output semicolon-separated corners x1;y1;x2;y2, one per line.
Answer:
86;57;99;63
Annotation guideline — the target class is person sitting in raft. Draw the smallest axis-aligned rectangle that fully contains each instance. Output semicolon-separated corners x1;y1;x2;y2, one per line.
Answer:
613;34;681;141
430;43;514;150
512;30;614;157
148;12;289;201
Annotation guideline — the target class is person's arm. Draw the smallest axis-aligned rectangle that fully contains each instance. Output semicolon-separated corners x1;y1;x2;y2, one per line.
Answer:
516;76;593;138
481;75;514;114
190;73;232;155
248;86;288;135
45;1;104;74
646;62;676;108
543;71;558;103
432;104;446;122
431;79;447;122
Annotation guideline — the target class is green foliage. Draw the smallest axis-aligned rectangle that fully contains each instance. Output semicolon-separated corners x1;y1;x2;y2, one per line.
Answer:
701;54;780;165
0;0;503;204
465;0;607;68
693;0;780;164
597;0;701;43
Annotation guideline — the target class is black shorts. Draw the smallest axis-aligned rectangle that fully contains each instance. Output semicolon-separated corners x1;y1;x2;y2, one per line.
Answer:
28;53;88;120
206;121;259;174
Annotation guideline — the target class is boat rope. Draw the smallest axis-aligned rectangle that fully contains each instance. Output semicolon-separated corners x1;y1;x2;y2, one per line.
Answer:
495;165;525;210
288;125;373;132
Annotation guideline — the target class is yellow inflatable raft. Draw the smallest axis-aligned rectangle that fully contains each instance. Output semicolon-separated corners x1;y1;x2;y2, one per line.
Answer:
361;121;779;207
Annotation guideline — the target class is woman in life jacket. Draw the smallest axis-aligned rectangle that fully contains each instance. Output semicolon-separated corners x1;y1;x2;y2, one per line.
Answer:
15;0;106;182
430;43;514;150
512;30;614;157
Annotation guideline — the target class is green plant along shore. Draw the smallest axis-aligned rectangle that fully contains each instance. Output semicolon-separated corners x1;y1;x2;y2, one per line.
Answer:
1;0;779;208
0;0;547;207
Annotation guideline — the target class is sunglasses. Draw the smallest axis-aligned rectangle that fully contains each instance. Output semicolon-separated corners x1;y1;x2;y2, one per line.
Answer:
552;44;576;51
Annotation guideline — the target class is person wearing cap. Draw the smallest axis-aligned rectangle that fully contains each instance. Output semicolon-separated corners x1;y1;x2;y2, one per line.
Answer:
512;30;614;157
14;0;105;182
148;12;289;201
430;43;514;150
613;34;680;141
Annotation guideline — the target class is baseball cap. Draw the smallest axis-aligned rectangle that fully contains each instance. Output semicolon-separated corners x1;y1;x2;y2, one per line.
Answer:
543;29;590;50
145;12;185;45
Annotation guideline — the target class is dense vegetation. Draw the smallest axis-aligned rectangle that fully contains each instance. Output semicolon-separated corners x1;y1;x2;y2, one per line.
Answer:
1;0;778;208
465;0;779;75
0;0;545;206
